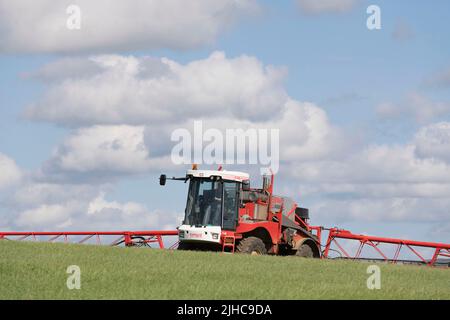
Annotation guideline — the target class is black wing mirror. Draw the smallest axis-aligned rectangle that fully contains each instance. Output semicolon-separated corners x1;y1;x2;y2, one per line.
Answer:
242;179;250;191
159;174;167;186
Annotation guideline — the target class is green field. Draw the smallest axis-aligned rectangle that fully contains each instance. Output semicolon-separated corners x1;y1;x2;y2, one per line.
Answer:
0;240;449;299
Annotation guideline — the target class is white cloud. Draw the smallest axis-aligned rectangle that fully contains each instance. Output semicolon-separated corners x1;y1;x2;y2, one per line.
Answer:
296;182;450;199
14;191;180;230
23;53;346;178
0;156;180;231
6;53;450;232
376;93;450;124
296;0;359;15
24;52;288;126
5;180;97;229
275;100;348;161
47;125;151;174
157;99;348;162
307;144;450;184
278;122;450;226
16;204;75;228
0;0;258;53
5;178;181;231
35;102;343;181
85;193;181;230
0;153;22;190
88;192;146;216
10;182;99;208
408;94;450;124
24;57;103;82
38;125;177;182
311;197;450;224
415;122;450;163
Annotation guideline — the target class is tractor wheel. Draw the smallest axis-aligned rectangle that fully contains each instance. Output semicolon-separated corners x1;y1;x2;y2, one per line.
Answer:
236;237;267;255
177;242;193;251
296;243;314;258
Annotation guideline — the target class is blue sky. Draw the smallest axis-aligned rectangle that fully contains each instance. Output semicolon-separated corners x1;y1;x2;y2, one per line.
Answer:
1;0;450;251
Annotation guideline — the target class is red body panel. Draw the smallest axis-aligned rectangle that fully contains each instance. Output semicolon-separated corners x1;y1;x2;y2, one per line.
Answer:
234;221;281;244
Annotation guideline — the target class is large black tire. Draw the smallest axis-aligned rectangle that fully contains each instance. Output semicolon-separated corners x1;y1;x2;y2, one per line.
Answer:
177;242;193;251
236;237;267;255
296;243;314;258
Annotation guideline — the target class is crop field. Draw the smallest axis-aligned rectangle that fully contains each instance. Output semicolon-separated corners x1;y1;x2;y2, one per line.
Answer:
0;241;449;300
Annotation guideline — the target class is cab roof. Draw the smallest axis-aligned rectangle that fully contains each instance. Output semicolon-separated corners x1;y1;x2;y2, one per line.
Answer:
186;169;250;182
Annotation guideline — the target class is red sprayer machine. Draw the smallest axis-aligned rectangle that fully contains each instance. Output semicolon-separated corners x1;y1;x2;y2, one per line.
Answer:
160;167;319;257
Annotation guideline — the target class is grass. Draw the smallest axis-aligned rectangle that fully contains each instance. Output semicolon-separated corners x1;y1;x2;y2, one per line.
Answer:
0;240;449;299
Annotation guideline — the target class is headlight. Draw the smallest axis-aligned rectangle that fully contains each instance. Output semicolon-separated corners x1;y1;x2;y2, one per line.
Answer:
178;231;185;238
211;233;219;240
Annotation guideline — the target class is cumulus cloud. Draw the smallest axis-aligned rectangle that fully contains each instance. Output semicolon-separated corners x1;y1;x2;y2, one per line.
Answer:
1;180;92;229
415;122;450;163
376;93;450;124
13;189;181;231
44;125;153;177
1;176;181;231
24;52;288;126
277;122;450;227
311;197;450;224
33;101;345;181
275;100;349;161
296;0;359;15
6;52;450;232
0;154;180;231
35;124;180;183
0;0;258;53
0;153;22;190
22;52;348;179
295;182;450;200
24;57;104;82
291;143;450;184
16;204;74;229
159;99;348;162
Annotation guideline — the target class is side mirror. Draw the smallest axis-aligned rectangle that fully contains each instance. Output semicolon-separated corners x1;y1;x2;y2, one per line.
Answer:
242;180;250;191
159;174;167;186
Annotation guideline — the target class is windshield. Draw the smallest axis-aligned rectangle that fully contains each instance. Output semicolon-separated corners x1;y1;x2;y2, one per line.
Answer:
185;179;223;226
184;178;238;229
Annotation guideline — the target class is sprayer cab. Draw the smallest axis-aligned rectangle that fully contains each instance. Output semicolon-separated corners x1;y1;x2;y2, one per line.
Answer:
159;168;320;257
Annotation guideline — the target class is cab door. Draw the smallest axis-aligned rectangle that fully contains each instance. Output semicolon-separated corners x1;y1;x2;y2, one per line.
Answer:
222;182;239;230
